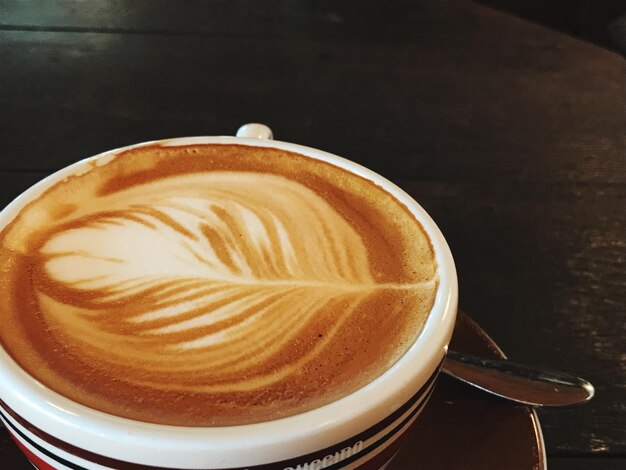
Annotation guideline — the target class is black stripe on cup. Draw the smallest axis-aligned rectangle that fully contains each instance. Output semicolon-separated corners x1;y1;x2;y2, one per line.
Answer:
305;383;437;470
0;363;441;470
1;412;88;470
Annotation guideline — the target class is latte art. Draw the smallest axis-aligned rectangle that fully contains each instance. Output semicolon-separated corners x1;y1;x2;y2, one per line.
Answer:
37;172;422;391
0;144;438;426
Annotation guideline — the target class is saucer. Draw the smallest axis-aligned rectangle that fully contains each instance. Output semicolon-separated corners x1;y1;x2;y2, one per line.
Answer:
0;311;546;469
391;311;546;469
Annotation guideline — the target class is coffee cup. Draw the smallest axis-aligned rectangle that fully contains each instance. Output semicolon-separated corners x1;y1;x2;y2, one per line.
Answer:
0;124;457;470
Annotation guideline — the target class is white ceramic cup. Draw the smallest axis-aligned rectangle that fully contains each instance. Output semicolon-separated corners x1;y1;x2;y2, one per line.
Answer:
0;124;457;470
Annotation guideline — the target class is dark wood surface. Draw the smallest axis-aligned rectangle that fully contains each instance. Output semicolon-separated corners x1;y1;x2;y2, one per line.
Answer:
0;0;624;468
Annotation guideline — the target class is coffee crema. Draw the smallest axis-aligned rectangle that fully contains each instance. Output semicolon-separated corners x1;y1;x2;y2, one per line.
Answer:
0;144;438;426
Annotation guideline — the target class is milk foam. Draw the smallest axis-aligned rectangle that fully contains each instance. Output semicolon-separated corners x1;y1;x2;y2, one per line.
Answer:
29;172;431;392
0;144;438;425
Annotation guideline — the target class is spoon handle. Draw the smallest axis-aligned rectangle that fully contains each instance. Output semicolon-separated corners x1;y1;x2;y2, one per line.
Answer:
442;350;595;407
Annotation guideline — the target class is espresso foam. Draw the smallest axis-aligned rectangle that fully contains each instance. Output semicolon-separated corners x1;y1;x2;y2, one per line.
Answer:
0;144;438;426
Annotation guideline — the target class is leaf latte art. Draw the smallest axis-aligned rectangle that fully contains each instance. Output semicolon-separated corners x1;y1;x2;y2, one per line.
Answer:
37;172;416;391
0;144;438;426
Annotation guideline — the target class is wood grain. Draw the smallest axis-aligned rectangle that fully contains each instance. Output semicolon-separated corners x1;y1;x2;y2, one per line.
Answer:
1;0;525;40
0;2;623;183
399;179;625;454
549;458;626;470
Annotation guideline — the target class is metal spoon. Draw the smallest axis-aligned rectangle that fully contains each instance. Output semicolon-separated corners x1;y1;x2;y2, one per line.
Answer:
442;350;595;407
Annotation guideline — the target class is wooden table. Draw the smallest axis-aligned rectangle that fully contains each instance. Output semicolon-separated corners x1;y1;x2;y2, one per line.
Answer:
1;1;624;469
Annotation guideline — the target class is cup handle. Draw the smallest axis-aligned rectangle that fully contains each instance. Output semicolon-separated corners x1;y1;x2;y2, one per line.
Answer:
235;123;274;140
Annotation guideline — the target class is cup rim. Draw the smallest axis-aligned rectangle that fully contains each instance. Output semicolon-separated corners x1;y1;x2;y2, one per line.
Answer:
0;135;458;466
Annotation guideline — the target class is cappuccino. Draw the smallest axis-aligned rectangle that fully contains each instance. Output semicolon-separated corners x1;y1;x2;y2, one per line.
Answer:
0;144;438;426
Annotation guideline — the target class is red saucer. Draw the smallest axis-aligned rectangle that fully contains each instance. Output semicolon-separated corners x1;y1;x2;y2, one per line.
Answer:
391;311;546;469
0;311;545;469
